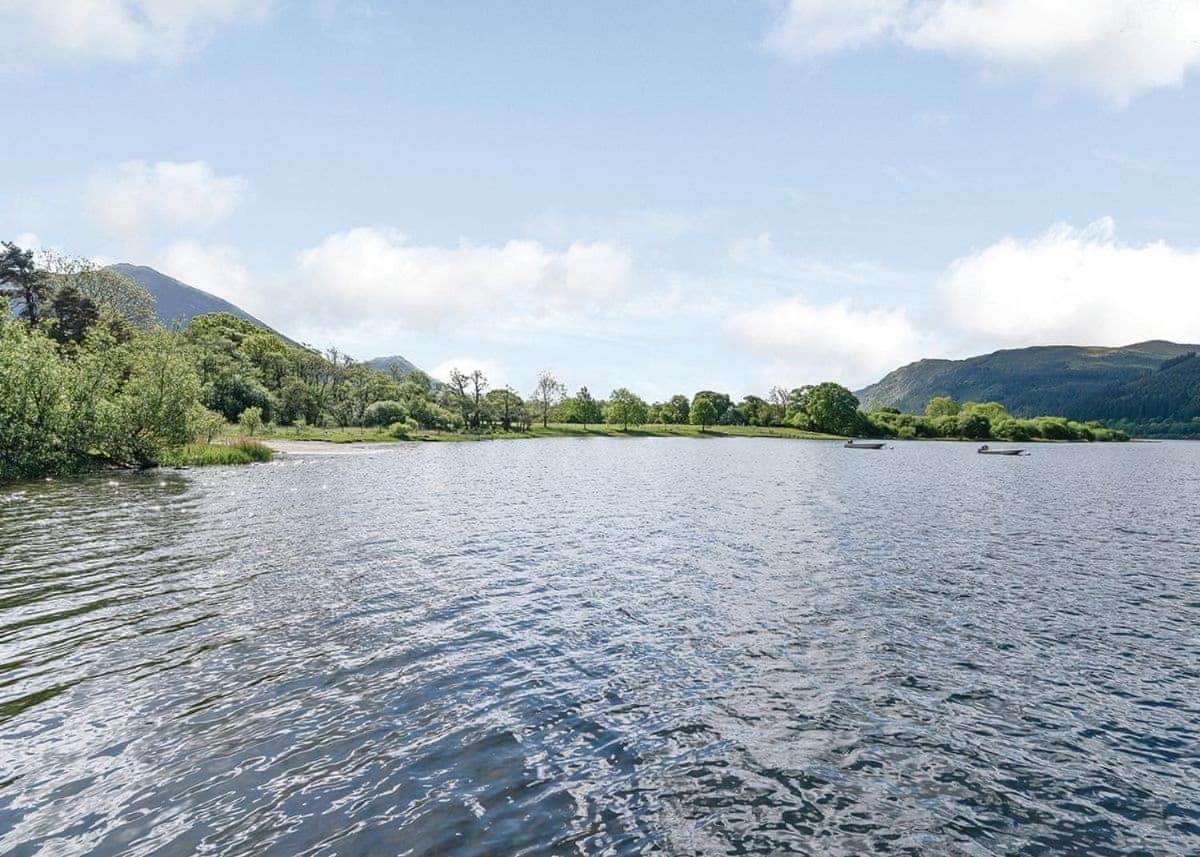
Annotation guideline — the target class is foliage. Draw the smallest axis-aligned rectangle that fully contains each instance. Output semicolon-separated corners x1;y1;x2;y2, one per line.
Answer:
802;382;862;436
364;399;407;427
924;395;960;417
605;387;648;429
1;242;49;324
690;395;718;430
238;406;265;436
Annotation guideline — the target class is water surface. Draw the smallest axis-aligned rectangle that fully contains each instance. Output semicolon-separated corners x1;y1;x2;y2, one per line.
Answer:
1;439;1198;854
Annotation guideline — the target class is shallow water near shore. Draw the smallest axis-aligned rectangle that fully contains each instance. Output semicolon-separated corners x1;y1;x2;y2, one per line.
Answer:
1;438;1198;855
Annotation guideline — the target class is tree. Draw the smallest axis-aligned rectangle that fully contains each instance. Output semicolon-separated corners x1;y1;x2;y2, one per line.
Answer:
569;386;603;428
925;395;960;418
238;405;264;436
49;285;100;345
447;368;472;429
955;411;990;439
97;329;202;467
961;400;1009;423
1;242;48;325
532;371;566;428
692;390;731;422
193;406;227;443
662;394;690;425
605;387;648;430
486;387;523;430
468;369;488;430
690;395;718;431
364;400;406;427
804;382;861;436
40;254;157;328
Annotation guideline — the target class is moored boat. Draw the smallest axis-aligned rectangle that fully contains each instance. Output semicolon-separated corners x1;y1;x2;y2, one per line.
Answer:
844;440;887;449
978;444;1025;456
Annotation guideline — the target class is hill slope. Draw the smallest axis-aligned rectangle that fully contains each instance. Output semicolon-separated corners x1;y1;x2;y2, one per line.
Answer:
857;341;1200;436
108;264;284;333
365;355;421;376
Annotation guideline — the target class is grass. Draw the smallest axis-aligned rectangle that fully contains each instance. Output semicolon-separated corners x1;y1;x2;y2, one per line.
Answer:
160;438;275;466
238;423;844;444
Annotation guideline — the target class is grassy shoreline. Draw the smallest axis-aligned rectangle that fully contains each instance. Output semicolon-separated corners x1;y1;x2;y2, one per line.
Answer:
237;423;846;445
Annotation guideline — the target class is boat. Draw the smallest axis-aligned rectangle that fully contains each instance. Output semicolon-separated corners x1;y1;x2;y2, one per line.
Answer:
844;440;887;449
978;444;1025;456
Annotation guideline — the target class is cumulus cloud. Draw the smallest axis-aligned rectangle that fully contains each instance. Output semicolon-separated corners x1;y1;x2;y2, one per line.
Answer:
940;217;1200;348
87;160;246;242
765;0;1200;103
292;227;634;328
726;296;925;387
0;0;271;68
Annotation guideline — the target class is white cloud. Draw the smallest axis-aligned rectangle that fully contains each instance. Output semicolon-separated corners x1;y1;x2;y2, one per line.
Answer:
765;0;1200;103
940;217;1200;348
0;0;271;69
726;296;925;387
13;232;40;250
87;160;246;241
764;0;909;60
292;227;635;328
155;240;253;310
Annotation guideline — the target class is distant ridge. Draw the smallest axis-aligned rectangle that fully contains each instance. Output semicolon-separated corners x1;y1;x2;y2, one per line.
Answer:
366;354;421;376
857;340;1200;436
109;264;425;376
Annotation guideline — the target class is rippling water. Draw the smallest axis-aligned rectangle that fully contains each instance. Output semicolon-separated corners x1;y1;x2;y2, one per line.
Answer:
2;438;1198;855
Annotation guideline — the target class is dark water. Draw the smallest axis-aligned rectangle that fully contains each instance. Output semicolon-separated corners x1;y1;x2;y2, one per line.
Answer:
1;438;1198;855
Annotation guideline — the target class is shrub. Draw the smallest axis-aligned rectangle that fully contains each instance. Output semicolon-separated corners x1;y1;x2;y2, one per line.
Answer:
238;405;264;436
364;399;407;427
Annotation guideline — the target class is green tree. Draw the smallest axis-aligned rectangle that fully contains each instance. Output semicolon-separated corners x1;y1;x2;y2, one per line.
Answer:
238;405;265;436
663;394;690;424
924;396;960;418
961;400;1009;423
364;400;406;427
955;411;991;439
533;371;567;428
605;387;648;430
804;382;861;436
485;387;523;430
98;329;202;467
49;285;100;345
1;242;48;325
690;395;718;431
566;386;603;428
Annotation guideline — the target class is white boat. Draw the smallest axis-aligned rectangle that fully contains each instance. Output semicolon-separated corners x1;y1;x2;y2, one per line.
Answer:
844;440;886;449
978;444;1025;456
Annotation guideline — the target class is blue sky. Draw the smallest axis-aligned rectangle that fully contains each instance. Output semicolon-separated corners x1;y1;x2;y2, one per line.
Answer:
4;1;1200;399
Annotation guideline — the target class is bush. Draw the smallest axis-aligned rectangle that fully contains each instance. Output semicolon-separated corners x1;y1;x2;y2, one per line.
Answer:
956;411;991;439
897;425;916;439
388;420;413;440
365;399;407;427
239;405;264;436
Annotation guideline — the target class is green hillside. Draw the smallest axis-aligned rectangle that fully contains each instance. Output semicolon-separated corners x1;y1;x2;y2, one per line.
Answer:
857;341;1200;437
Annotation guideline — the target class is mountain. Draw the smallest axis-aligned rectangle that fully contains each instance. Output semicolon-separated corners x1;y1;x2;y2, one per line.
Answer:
107;263;286;336
111;264;424;376
365;355;421;376
857;341;1200;435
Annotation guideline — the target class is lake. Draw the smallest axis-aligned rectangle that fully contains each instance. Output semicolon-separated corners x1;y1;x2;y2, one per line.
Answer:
1;438;1198;855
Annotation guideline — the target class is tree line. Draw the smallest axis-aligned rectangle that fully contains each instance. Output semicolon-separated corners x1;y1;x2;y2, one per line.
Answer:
1;240;1127;480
